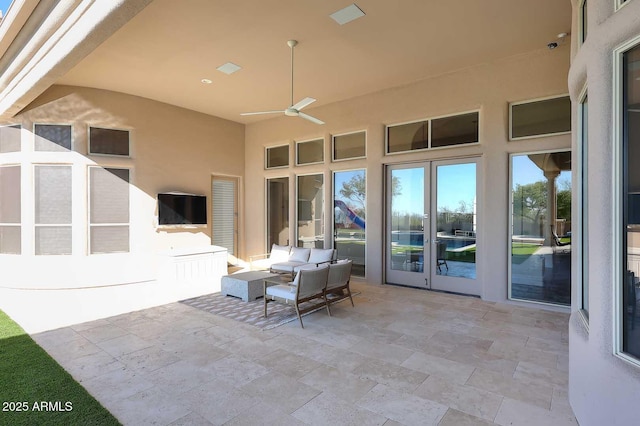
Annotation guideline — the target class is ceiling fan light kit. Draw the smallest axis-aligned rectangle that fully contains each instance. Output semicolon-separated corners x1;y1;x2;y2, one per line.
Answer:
241;40;324;125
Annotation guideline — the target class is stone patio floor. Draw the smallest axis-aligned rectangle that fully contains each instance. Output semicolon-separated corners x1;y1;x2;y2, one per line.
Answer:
30;281;577;425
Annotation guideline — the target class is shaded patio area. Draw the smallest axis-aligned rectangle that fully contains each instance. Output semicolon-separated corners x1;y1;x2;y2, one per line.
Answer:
29;281;576;425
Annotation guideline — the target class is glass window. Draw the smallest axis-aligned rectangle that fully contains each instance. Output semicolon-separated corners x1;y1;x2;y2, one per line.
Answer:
510;96;571;140
297;174;324;248
0;125;21;153
34;124;72;152
89;167;130;253
387;121;428;154
334;170;366;276
0;165;21;254
581;93;589;316
267;177;289;247
296;139;323;165
510;151;572;305
333;131;366;161
34;165;72;255
266;145;289;169
432;112;479;148
622;44;640;359
89;127;130;156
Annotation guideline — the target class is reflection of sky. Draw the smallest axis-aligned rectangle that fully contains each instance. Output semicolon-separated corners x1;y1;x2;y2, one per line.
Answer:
437;163;476;212
513;155;571;188
392;168;424;215
0;0;13;16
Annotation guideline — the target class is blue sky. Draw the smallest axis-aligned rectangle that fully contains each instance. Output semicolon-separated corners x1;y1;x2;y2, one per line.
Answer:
0;0;12;16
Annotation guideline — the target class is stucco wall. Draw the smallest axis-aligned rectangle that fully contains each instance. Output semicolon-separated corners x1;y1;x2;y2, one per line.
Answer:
567;0;640;425
244;47;570;303
0;85;244;287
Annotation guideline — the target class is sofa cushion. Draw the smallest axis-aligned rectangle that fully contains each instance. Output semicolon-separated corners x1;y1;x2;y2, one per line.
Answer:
308;248;334;264
270;244;291;262
266;284;296;300
271;261;306;274
289;247;311;262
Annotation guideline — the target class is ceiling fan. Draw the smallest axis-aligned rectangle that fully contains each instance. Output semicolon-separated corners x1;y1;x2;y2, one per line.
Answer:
241;40;324;125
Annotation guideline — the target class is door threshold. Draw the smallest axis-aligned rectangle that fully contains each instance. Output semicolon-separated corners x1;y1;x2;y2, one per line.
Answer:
384;282;480;298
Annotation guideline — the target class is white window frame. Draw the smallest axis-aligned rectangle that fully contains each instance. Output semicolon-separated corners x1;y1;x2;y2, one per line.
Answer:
33;123;74;152
509;94;571;141
33;163;73;256
87;165;131;255
264;143;290;170
264;175;291;252
88;126;131;158
507;149;573;308
577;84;589;328
385;109;480;156
613;34;640;367
579;0;587;45
332;168;367;277
295;137;324;166
616;0;631;11
332;130;367;162
295;171;325;249
0;164;21;255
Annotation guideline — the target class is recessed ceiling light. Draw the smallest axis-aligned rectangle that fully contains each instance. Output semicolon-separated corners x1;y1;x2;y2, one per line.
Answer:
217;62;242;75
201;78;212;84
330;4;365;25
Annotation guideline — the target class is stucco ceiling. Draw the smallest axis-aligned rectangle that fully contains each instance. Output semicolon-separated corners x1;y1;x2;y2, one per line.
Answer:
56;0;572;124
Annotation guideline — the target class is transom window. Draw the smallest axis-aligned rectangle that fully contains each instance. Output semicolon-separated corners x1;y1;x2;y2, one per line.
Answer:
265;145;289;169
296;138;324;165
0;125;21;153
34;124;72;152
333;131;366;161
89;127;130;156
509;96;571;140
386;111;479;154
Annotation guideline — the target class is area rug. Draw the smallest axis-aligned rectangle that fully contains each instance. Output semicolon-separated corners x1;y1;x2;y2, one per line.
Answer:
180;292;357;330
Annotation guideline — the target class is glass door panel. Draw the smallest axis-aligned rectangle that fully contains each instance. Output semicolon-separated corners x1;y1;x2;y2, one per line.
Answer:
386;164;429;288
430;160;479;295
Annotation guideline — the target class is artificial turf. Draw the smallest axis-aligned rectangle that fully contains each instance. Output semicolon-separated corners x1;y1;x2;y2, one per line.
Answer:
0;310;120;426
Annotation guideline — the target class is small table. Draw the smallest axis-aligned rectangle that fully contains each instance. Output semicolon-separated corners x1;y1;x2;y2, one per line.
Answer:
221;271;280;302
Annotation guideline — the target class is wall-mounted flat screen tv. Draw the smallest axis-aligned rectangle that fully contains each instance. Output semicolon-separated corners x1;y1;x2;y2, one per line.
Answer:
158;192;207;225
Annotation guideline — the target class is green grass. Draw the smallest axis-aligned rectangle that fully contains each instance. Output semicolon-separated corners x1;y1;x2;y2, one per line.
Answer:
0;310;120;426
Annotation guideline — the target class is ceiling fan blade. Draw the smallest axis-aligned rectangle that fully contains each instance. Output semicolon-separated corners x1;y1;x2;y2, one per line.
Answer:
291;97;316;111
298;112;325;125
240;110;284;116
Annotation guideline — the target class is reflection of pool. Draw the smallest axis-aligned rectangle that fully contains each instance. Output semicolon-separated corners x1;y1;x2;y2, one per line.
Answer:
392;231;475;250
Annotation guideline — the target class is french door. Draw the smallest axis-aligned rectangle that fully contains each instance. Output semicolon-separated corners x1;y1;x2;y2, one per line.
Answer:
385;158;480;295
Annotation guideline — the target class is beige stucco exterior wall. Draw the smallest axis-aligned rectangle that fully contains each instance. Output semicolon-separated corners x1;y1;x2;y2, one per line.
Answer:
244;47;571;303
567;0;640;425
0;85;244;287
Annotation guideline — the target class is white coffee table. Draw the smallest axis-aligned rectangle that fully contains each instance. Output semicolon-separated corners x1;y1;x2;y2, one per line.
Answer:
221;271;281;302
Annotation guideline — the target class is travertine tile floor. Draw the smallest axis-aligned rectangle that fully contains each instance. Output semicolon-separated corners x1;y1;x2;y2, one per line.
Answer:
32;281;577;426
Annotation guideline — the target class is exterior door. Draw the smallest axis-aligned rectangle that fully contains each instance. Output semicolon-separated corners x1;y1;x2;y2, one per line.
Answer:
212;176;238;257
386;158;480;295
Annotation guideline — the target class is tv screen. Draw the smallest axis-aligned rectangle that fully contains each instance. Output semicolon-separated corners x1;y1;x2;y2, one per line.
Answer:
158;193;207;225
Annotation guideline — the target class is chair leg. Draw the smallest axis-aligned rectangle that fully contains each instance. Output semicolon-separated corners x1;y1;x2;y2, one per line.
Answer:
264;297;268;318
295;304;304;328
324;293;332;317
347;288;355;307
